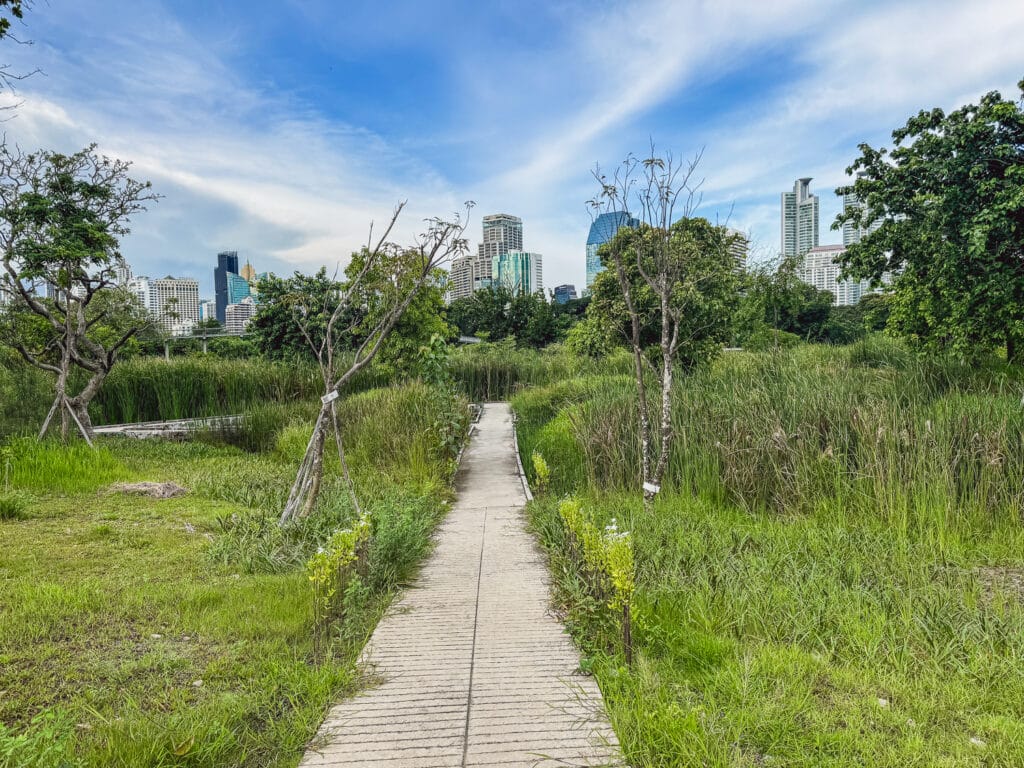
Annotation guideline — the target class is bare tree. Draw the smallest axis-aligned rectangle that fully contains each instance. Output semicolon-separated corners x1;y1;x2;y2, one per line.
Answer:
589;148;739;508
0;144;157;443
279;202;471;524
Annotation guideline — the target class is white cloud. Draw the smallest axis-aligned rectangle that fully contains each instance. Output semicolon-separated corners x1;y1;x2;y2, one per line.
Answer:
2;0;1022;294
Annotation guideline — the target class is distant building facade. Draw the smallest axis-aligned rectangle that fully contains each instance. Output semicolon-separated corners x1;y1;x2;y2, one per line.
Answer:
227;272;252;305
841;177;882;246
447;213;525;302
114;260;133;286
553;284;578;304
214;250;239;324
128;275;200;334
586;211;639;291
726;228;749;271
225;296;257;334
448;255;495;301
199;299;216;323
798;245;874;306
781;178;819;258
493;250;543;296
479;214;523;264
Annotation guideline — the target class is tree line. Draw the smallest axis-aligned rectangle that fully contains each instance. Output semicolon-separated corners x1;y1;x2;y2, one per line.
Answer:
1;75;1022;447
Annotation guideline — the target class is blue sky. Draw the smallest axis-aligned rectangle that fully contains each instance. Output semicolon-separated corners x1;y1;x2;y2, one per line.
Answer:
2;0;1023;296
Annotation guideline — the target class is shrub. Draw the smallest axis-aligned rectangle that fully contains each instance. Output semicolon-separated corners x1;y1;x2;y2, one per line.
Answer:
0;491;29;521
743;327;802;351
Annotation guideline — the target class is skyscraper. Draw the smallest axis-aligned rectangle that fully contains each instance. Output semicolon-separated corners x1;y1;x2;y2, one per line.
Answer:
447;214;525;301
493;251;543;296
781;178;819;258
225;296;257;334
127;275;200;334
726;228;750;271
214;250;239;324
228;272;252;305
479;214;523;263
553;284;578;304
585;211;639;290
798;245;874;306
841;176;882;246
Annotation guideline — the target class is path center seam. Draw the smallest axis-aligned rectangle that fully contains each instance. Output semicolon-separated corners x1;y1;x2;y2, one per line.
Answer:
460;504;488;768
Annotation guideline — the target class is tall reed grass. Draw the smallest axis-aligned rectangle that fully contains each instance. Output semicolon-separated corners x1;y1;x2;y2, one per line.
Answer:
515;337;1024;532
450;343;632;401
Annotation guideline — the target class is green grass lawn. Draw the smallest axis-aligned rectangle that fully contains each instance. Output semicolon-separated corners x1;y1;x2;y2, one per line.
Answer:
529;491;1024;767
514;340;1024;767
0;382;465;767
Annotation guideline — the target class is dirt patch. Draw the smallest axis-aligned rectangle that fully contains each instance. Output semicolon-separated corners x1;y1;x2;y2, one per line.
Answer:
975;566;1024;604
107;482;188;499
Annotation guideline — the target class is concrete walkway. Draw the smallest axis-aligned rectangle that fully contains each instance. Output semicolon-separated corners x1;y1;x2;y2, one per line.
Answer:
299;403;621;768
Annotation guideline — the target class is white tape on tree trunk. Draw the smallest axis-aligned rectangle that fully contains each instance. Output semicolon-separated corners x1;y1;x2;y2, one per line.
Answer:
643;481;661;494
321;390;339;405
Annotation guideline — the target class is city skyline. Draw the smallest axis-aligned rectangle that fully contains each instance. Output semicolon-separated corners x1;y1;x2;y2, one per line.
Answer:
0;1;1020;295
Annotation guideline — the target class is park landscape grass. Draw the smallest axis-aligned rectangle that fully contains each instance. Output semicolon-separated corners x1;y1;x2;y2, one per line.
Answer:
514;338;1024;766
0;380;466;767
4;338;1024;766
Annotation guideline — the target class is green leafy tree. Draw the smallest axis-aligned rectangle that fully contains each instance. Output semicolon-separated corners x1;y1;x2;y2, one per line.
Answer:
344;250;454;375
447;287;512;340
732;257;844;348
280;204;470;524
564;314;615;357
835;81;1024;361
520;293;557;348
588;221;739;367
446;286;558;348
857;292;891;333
0;0;25;39
590;150;741;505
0;144;157;442
250;268;344;360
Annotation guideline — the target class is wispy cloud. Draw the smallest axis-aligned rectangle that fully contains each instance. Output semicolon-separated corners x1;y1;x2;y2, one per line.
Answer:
1;0;1022;291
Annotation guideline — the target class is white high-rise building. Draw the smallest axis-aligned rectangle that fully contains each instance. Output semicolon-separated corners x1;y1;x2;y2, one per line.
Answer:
842;177;883;246
726;228;749;271
127;275;200;334
781;178;819;258
798;245;873;307
113;259;132;286
199;299;217;323
448;255;475;302
447;213;525;301
225;296;257;334
479;214;523;263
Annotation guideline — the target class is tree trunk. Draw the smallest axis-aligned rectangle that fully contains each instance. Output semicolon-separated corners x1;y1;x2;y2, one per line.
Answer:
301;416;328;519
1008;332;1021;365
329;401;361;516
280;407;330;524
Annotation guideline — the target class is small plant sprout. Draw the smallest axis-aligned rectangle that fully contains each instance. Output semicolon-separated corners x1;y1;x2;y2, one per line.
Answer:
531;451;551;494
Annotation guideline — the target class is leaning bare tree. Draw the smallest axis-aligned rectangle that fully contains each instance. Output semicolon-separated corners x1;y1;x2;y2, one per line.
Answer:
0;144;157;443
588;149;739;508
279;203;470;524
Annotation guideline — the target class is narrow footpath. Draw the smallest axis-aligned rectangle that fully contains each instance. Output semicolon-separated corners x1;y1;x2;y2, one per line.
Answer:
299;403;621;768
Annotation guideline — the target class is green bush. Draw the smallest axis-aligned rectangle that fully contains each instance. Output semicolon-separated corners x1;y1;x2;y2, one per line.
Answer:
743;326;802;351
0;490;30;521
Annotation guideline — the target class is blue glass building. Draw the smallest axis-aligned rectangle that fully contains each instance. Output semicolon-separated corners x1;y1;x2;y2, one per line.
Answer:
214;250;239;324
227;272;252;305
553;284;577;304
585;212;639;291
